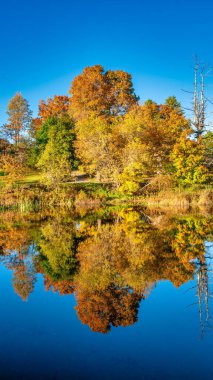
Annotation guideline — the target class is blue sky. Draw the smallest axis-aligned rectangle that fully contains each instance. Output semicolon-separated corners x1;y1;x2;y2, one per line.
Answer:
0;0;213;124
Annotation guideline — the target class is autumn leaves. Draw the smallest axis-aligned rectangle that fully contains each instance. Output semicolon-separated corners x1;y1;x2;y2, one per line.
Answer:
0;64;211;193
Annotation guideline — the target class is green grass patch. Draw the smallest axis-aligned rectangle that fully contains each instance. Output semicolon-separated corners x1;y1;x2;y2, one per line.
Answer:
18;173;42;184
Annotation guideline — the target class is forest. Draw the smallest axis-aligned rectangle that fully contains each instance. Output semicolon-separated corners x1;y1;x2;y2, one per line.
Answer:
0;64;212;206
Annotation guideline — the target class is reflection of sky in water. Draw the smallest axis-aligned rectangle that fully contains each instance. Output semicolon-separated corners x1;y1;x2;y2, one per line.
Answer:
0;212;212;379
1;258;213;379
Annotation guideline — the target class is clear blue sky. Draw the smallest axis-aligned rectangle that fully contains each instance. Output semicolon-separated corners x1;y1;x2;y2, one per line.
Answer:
0;0;213;124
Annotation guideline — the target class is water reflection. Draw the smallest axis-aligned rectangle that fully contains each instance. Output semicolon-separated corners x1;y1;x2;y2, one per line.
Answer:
0;207;212;334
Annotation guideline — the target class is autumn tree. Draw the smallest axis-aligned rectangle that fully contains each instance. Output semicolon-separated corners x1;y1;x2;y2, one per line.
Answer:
72;94;189;190
0;138;10;153
171;130;208;186
74;114;114;177
5;92;32;144
69;65;138;120
0;94;32;184
38;95;69;122
0;151;26;189
111;101;189;193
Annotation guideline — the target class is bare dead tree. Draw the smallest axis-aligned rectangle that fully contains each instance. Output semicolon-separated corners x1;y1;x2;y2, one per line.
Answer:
192;61;211;140
183;59;212;140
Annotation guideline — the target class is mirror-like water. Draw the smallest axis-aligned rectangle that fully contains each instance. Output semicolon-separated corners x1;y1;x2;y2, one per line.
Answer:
0;207;212;379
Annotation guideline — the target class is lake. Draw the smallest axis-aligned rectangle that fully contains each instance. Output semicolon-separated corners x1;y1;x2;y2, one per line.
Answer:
0;206;212;379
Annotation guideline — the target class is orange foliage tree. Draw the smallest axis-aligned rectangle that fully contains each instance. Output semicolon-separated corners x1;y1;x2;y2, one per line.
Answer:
5;92;32;145
39;95;69;122
69;65;138;120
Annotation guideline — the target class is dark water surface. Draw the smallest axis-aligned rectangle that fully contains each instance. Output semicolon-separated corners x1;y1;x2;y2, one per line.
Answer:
0;206;212;379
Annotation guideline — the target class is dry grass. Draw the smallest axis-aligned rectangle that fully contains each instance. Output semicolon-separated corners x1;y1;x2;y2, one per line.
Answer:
145;188;213;212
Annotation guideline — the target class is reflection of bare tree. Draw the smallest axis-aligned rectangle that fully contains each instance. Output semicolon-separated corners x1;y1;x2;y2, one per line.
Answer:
197;259;209;335
195;243;213;336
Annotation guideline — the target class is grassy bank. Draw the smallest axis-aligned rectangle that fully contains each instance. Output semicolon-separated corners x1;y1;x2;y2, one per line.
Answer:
0;178;212;212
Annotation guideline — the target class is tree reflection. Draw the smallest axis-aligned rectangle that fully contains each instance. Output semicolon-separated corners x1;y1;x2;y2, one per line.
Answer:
35;211;78;295
76;285;141;333
74;210;212;332
0;207;212;333
11;260;36;301
0;214;36;300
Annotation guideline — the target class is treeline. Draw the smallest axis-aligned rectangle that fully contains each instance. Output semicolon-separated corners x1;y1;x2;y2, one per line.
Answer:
0;65;212;194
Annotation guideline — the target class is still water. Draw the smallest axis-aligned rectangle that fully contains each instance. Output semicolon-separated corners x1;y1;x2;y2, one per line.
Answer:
0;206;212;380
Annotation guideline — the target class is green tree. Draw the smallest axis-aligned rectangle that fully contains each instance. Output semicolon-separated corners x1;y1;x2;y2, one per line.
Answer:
171;131;208;185
203;131;213;178
164;96;183;113
37;218;77;281
37;115;75;188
